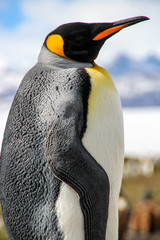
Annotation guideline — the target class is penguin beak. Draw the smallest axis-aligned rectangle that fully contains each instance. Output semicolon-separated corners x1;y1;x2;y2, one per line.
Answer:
93;16;149;41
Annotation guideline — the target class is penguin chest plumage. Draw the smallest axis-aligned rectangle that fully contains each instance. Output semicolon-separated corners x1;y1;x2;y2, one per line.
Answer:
84;64;124;176
83;64;124;239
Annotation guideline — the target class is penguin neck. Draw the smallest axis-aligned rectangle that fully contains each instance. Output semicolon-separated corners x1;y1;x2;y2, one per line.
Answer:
38;46;93;69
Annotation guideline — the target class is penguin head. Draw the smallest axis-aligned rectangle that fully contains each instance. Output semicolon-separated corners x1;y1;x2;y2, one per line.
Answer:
45;16;149;63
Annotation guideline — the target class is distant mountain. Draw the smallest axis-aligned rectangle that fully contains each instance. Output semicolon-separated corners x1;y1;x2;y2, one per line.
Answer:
0;55;160;108
0;65;23;106
108;55;160;76
107;55;160;107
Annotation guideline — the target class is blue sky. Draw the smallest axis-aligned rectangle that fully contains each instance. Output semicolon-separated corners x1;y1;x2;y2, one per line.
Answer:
0;0;24;29
0;0;159;70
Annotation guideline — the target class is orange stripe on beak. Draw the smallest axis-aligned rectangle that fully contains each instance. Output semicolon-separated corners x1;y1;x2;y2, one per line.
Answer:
93;25;126;41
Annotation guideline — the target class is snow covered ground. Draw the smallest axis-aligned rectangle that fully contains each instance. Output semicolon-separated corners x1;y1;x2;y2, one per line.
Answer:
123;107;160;157
0;101;160;157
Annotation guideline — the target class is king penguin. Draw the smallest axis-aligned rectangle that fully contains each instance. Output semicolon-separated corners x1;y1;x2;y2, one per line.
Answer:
0;16;149;240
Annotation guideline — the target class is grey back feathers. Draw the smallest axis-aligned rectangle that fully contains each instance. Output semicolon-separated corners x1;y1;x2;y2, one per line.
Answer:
1;52;108;239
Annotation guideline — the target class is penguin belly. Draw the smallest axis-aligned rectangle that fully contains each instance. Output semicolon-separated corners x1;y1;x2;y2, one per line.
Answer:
55;65;124;240
56;183;85;240
83;65;124;240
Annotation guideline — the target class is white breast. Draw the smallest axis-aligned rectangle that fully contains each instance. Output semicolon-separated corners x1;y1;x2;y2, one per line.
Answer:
82;88;124;240
56;183;84;240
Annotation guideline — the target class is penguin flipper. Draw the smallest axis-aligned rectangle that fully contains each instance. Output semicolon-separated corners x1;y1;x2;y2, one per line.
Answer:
45;103;109;240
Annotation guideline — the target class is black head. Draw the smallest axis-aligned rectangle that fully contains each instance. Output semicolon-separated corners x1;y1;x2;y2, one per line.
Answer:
45;16;149;63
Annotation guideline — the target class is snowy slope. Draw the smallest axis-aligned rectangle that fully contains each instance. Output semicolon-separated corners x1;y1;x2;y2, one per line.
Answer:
123;107;160;157
0;63;23;149
108;55;160;107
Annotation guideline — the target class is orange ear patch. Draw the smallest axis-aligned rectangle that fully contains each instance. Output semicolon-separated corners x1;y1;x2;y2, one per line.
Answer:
93;25;125;41
46;34;66;58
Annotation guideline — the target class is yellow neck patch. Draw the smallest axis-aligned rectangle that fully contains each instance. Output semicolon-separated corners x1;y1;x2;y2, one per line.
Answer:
46;34;66;58
85;63;118;116
85;63;117;113
86;63;117;92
